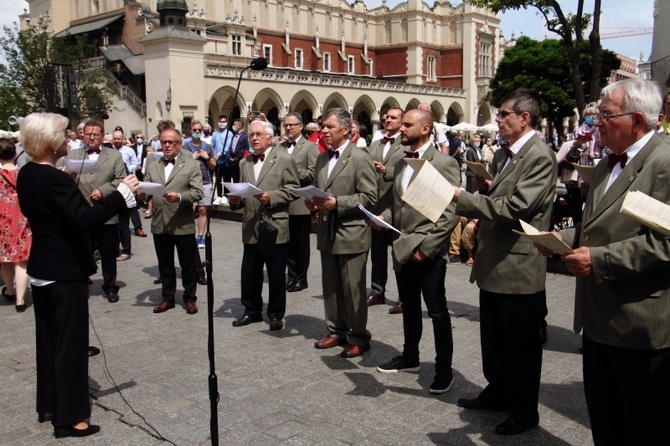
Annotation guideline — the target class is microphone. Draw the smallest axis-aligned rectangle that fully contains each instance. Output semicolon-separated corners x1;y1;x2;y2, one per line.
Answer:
249;57;268;71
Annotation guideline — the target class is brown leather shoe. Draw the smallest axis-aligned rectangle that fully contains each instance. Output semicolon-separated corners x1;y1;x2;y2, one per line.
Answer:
314;336;343;349
341;344;370;358
153;301;175;313
389;301;404;314
184;301;198;314
366;294;385;306
135;228;147;237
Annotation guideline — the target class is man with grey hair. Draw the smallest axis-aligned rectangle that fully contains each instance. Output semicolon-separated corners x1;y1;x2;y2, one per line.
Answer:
536;79;670;445
306;107;377;358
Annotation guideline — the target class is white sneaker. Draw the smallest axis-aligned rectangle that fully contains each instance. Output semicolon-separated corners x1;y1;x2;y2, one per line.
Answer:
219;196;229;206
213;197;223;205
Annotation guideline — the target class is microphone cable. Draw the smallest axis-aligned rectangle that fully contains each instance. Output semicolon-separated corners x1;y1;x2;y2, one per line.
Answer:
89;313;180;446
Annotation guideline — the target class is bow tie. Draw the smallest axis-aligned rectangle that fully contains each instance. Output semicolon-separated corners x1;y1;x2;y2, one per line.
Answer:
252;154;265;163
502;145;514;159
286;141;296;148
404;151;419;158
161;157;175;166
327;150;339;160
607;152;627;169
382;136;395;145
87;148;100;155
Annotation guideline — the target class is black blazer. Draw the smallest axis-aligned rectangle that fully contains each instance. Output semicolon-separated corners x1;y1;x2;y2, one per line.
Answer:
17;162;127;281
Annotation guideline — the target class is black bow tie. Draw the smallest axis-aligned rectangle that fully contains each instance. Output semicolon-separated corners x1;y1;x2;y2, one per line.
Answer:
607;152;627;169
382;136;395;145
328;150;339;160
161;157;175;166
287;141;296;148
404;151;419;158
502;145;514;159
87;148;100;155
252;154;266;163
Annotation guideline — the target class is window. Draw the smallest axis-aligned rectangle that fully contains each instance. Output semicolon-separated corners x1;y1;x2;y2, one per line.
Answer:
295;48;303;69
263;45;273;66
348;55;355;74
323;53;331;72
232;35;242;56
427;55;436;82
479;42;491;77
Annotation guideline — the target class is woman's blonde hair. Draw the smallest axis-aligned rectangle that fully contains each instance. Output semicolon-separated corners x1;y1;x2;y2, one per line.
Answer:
20;113;69;159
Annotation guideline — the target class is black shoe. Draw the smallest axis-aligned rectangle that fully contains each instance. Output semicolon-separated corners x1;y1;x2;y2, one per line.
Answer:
106;292;119;303
269;318;284;331
429;373;454;394
287;281;307;292
1;286;15;302
285;280;295;290
539;325;548;345
448;254;461;264
88;346;101;357
53;424;101;438
15;304;27;313
457;397;506;411
232;315;263;327
153;277;163;284
197;275;207;286
495;418;539;435
86;278;93;285
377;355;420;373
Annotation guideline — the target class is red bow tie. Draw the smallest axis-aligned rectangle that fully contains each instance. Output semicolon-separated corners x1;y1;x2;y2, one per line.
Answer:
328;150;339;160
161;157;175;166
404;151;419;158
252;154;265;163
607;152;627;169
502;145;514;159
87;148;100;155
382;136;395;145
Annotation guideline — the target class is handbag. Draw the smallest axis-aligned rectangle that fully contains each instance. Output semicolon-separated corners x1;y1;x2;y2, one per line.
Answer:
256;208;278;257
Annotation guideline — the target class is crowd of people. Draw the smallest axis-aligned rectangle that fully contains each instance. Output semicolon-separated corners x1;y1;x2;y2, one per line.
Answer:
1;78;669;444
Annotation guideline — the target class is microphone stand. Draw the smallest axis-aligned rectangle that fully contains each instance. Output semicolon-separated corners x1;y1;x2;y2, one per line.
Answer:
203;58;266;446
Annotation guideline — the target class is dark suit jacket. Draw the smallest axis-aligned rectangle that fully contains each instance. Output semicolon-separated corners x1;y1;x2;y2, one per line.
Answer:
144;152;203;235
456;133;557;294
275;137;319;216
380;146;461;270
65;147;126;225
369;134;405;214
464;146;483;177
17;162;127;281
230;130;249;162
561;133;670;350
237;148;300;244
313;142;377;255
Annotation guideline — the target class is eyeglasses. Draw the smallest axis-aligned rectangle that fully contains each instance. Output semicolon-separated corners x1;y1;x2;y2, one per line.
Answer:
595;112;635;123
496;111;518;119
86;133;102;138
191;128;203;132
160;140;181;146
283;123;300;128
249;132;270;139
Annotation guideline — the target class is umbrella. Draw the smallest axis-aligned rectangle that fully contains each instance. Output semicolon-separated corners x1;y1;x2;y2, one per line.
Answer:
478;123;498;132
435;123;451;133
451;122;477;132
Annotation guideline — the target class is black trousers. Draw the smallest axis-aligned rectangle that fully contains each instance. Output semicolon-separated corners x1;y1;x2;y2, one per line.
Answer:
370;229;393;297
33;281;90;426
396;257;453;374
153;233;198;303
583;334;670;445
118;208;142;255
240;243;287;320
286;214;311;285
91;224;119;294
478;289;543;424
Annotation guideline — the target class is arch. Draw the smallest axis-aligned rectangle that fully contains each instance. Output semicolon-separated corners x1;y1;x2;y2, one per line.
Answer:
379;97;401;117
252;88;284;132
430;100;445;123
154;101;163;121
353;95;376;138
476;102;493;126
446;101;464;126
322;92;348;113
405;98;421;111
208;85;246;123
289;90;319;122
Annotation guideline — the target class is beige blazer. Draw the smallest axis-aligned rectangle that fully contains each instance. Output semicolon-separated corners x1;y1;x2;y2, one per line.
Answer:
65;147;126;225
313;142;377;255
237;148;300;244
456;133;557;294
144;153;203;235
275;137;319;216
380;146;461;270
561;133;670;350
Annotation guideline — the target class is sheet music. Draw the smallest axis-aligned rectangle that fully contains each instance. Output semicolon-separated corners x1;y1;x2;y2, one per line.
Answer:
288;185;332;200
357;204;401;234
223;182;264;198
512;219;574;255
400;159;455;223
63;158;102;174
138;182;168;196
620;190;670;237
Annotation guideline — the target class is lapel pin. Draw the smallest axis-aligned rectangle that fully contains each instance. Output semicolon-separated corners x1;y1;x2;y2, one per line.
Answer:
628;175;635;182
512;160;518;165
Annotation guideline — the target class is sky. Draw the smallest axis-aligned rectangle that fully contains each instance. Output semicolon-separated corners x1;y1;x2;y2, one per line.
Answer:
0;0;655;61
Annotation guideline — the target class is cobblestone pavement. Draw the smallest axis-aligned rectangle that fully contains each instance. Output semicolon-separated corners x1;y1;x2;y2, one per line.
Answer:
0;217;593;445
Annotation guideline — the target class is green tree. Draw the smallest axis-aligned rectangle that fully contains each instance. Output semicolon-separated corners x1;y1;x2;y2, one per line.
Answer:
490;36;619;135
471;0;603;115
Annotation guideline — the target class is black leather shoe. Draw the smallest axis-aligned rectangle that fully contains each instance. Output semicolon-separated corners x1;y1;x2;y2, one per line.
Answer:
366;294;385;306
457;397;506;411
88;346;101;357
285;280;295;290
153;277;162;284
197;275;207;286
54;423;101;438
269;318;283;330
232;315;263;327
495;418;538;435
106;292;119;303
287;281;307;292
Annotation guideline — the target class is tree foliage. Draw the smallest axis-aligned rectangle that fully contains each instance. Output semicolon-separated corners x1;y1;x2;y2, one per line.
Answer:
471;0;604;115
0;14;119;128
490;36;619;134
